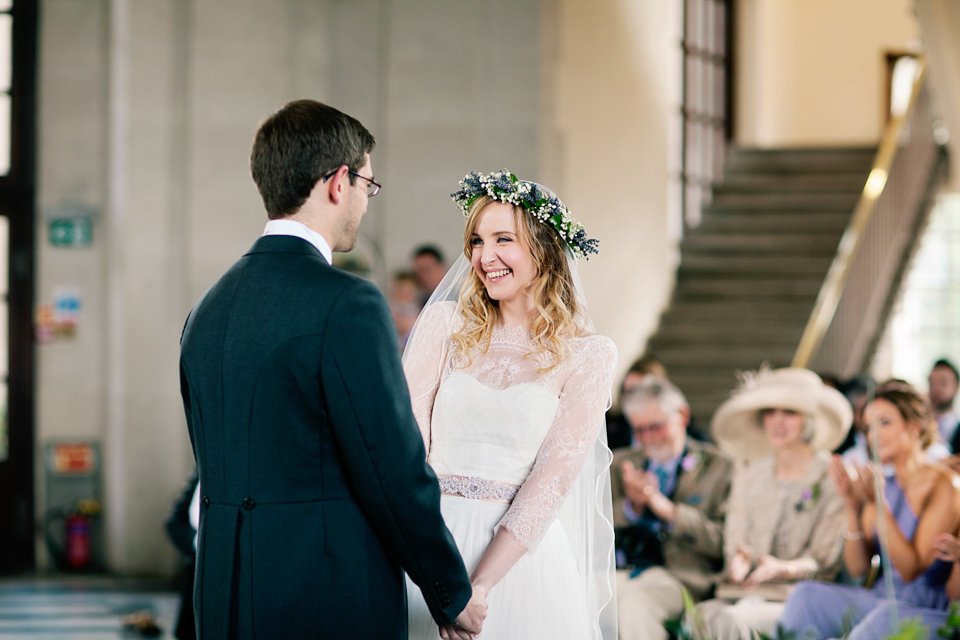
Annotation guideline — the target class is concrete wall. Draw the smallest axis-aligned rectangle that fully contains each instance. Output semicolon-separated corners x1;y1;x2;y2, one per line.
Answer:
736;0;919;147
36;0;553;575
547;0;682;367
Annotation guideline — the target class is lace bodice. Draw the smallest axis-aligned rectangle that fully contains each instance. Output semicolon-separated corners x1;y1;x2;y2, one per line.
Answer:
403;302;617;548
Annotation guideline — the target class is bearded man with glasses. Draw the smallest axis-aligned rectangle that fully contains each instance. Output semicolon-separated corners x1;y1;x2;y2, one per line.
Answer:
611;376;733;640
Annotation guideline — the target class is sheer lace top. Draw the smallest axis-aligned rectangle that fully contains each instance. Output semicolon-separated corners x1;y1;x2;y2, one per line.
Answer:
403;302;617;549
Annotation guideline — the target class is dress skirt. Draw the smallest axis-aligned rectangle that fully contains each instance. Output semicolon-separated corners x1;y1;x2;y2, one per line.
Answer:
406;494;592;639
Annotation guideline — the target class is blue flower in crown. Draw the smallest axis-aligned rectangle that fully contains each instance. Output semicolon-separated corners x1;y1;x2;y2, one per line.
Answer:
451;169;599;259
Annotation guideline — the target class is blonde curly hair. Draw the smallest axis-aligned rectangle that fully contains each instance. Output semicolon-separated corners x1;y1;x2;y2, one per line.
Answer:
451;195;583;372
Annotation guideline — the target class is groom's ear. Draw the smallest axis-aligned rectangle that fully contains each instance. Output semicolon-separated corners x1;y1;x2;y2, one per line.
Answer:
322;165;349;205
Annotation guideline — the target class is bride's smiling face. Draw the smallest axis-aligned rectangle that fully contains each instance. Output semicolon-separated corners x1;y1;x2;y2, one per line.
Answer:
469;202;538;305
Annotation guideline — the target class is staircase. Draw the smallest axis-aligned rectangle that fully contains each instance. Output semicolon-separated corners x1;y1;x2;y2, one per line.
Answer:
647;147;876;430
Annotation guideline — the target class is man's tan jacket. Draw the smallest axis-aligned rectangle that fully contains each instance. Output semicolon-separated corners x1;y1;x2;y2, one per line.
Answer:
611;438;734;601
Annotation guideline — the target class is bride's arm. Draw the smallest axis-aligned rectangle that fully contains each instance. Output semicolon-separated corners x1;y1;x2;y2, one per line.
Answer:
470;337;618;592
402;302;456;454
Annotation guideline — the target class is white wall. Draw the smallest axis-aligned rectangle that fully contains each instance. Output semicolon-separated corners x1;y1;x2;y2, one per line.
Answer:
547;0;681;368
37;0;549;575
736;0;919;147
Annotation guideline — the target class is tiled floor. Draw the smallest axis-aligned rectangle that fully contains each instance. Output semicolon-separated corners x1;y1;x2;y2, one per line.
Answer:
0;576;180;640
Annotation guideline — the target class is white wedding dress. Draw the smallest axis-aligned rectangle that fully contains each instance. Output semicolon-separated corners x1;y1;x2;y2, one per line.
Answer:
404;302;617;639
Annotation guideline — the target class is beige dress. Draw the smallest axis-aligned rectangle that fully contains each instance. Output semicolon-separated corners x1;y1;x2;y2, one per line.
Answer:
694;450;845;640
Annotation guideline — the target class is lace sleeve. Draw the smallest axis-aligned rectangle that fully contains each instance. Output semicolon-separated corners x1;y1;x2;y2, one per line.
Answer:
497;336;617;549
401;302;457;455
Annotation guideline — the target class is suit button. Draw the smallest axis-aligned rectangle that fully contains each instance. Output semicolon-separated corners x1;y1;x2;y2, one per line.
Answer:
202;496;210;507
242;498;256;510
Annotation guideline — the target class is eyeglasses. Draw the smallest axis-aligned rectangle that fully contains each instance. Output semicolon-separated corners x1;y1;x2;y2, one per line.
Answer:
630;422;668;436
322;168;381;197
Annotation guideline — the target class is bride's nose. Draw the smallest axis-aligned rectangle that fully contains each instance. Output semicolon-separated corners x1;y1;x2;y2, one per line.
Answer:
479;245;498;266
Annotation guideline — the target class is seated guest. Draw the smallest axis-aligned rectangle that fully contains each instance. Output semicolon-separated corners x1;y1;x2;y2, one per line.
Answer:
776;380;960;639
611;376;733;640
694;367;851;640
606;355;669;450
929;358;960;452
388;270;420;349
827;532;960;639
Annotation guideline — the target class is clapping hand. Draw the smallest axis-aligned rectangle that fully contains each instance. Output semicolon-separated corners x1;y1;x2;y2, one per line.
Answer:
440;584;488;640
934;533;960;563
829;455;862;509
621;460;659;511
829;456;877;510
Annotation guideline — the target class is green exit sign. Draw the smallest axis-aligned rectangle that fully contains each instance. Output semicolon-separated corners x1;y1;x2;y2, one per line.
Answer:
49;218;93;247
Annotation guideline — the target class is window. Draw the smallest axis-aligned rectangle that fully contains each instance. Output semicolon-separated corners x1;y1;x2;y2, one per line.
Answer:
884;194;960;388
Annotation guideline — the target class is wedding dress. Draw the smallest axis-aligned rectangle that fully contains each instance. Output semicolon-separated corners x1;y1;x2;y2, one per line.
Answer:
404;302;617;639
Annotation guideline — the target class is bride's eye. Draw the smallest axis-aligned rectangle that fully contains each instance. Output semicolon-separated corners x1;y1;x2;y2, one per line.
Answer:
470;237;482;246
497;236;512;243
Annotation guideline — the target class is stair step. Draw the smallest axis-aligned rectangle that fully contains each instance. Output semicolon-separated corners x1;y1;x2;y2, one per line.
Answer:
696;212;850;233
681;233;840;255
651;324;804;343
668;363;795;387
723;146;876;174
654;347;797;368
708;191;860;211
678;254;833;274
714;172;869;193
660;299;814;316
675;282;820;298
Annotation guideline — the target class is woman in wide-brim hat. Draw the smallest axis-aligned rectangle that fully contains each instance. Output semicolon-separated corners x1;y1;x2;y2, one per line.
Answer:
691;367;852;640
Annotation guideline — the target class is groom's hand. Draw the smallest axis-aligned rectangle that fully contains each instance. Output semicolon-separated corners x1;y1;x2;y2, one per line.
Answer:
440;584;488;639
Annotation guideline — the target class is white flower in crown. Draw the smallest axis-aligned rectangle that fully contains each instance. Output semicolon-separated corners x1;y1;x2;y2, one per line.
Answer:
451;169;599;259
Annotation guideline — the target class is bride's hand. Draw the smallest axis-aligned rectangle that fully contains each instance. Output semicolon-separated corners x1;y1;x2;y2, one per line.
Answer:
441;584;488;639
439;623;477;640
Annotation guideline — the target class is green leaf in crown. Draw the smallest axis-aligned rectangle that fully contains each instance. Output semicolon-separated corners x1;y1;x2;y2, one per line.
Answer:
451;169;599;259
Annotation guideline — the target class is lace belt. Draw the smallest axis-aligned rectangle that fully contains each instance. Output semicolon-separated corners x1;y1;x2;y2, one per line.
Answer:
438;474;520;503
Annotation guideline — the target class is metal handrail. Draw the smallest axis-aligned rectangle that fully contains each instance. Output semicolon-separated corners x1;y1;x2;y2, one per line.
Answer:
792;60;928;368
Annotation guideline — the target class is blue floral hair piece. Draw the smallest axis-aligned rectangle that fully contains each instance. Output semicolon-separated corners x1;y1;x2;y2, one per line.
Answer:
451;169;599;259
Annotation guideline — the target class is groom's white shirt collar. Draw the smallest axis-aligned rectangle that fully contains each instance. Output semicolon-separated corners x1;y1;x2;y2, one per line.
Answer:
262;219;333;265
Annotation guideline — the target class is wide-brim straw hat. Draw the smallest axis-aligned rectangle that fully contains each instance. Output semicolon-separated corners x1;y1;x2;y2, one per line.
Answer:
711;367;853;462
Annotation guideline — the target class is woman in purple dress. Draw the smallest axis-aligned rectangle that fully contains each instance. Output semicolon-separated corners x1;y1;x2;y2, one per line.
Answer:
777;381;960;638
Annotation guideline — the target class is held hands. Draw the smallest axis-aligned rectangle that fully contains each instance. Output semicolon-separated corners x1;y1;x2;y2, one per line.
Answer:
742;554;792;588
728;544;799;587
440;584;488;640
728;544;753;584
934;533;960;563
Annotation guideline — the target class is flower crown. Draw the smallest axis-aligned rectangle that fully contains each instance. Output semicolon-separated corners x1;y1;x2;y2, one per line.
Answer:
451;170;599;259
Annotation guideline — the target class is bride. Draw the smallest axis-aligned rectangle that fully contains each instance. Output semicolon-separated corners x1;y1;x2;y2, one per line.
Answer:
404;170;618;639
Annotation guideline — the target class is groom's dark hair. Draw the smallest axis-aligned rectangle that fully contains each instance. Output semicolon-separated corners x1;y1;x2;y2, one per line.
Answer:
251;99;376;219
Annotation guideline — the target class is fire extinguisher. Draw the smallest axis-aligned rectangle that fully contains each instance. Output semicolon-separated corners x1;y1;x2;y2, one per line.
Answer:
46;498;100;571
64;511;92;570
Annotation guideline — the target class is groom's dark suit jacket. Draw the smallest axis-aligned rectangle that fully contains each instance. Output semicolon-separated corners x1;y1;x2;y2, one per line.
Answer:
180;235;471;639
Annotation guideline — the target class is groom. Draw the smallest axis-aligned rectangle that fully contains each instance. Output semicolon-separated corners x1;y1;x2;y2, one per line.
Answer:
180;100;483;639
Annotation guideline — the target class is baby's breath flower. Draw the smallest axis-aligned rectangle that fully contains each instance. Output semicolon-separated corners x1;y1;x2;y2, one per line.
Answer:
450;169;599;259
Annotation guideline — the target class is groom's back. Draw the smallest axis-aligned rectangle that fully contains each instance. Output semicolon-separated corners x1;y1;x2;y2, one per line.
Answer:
180;235;405;639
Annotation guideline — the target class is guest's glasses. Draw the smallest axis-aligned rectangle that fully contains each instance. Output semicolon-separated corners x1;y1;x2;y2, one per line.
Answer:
322;168;381;197
630;421;668;437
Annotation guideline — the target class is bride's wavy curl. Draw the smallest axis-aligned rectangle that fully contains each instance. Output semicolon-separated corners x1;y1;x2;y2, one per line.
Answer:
451;195;581;373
